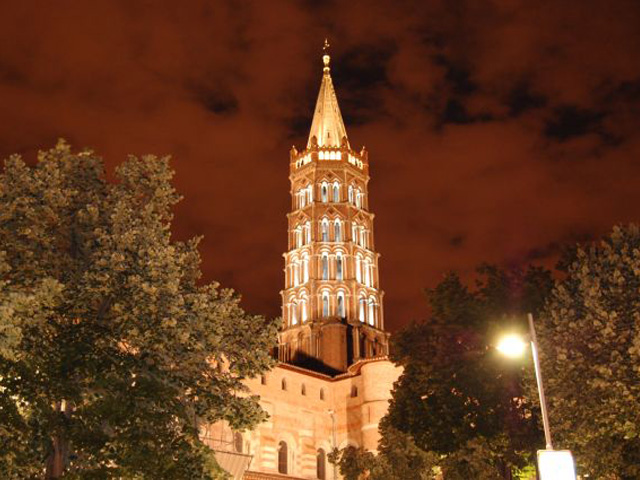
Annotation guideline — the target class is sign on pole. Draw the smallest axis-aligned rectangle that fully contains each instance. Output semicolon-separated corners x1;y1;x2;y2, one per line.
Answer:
537;450;576;480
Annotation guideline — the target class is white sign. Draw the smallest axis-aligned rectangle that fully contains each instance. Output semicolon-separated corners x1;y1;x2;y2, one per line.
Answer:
538;450;576;480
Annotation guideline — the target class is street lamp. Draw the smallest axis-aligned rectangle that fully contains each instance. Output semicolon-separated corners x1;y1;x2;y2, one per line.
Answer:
497;313;576;480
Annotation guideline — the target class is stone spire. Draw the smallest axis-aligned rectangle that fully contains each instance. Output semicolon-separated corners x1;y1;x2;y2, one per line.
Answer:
307;41;350;149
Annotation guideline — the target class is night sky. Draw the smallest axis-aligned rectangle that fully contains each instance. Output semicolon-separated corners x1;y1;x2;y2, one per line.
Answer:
1;1;639;331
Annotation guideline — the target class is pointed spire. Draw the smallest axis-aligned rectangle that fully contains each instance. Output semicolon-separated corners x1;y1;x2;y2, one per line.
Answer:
307;40;350;149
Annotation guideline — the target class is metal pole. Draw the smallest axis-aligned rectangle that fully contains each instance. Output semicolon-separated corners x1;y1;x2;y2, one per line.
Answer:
329;409;337;480
528;313;553;450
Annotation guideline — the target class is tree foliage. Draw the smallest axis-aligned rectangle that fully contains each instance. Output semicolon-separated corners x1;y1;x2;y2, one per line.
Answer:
385;265;552;478
539;225;640;479
329;421;439;480
0;142;279;479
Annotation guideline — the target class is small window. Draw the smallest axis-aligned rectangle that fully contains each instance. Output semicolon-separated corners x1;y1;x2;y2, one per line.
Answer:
282;378;287;391
334;220;342;242
321;220;329;242
337;291;345;317
234;432;243;453
321;183;328;203
320;388;325;400
336;254;343;281
351;386;358;398
261;375;267;385
303;258;309;283
368;298;375;326
301;384;306;396
333;183;340;202
305;222;311;244
322;292;330;317
322;254;329;280
291;302;298;325
317;448;326;480
278;441;288;474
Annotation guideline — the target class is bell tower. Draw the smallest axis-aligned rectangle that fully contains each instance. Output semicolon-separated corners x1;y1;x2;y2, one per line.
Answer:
279;44;389;374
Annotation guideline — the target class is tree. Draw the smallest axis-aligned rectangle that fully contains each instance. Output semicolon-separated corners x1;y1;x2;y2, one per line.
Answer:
385;265;552;479
329;421;439;480
0;142;279;479
539;225;640;479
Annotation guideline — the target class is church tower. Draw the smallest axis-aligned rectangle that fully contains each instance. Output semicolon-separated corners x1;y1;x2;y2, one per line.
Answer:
279;46;389;373
206;46;403;479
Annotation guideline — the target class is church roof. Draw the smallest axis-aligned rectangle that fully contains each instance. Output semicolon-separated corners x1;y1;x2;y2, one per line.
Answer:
307;52;350;149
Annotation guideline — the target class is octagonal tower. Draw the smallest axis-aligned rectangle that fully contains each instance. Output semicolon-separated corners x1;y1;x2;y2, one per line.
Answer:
279;50;389;373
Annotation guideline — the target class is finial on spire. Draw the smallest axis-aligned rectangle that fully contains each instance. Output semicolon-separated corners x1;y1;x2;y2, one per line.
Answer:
322;38;331;71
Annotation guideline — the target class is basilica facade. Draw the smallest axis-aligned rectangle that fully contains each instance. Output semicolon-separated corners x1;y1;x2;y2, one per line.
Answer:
203;50;402;480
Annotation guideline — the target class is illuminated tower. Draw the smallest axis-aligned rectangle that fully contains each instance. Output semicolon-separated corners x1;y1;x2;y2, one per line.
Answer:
279;46;389;373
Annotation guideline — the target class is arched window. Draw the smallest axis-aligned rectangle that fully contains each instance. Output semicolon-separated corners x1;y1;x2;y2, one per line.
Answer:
281;378;287;391
295;228;302;248
299;189;306;208
368;298;376;326
333;182;340;202
351;223;357;243
348;185;354;204
304;222;311;244
334;220;342;242
351;386;358;398
321;183;328;203
301;300;308;322
322;254;329;280
293;262;299;286
356;190;362;208
320;388;325;400
336;253;343;280
317;449;326;480
301;384;306;396
278;441;288;474
355;255;362;283
364;259;371;287
302;255;309;283
321;219;329;242
291;302;298;325
234;432;243;453
322;292;330;317
359;297;366;322
337;291;345;317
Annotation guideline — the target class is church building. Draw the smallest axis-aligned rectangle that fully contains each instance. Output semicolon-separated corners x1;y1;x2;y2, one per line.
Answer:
202;48;402;480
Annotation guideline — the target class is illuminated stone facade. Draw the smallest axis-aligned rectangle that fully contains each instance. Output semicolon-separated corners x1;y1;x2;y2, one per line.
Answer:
203;49;402;480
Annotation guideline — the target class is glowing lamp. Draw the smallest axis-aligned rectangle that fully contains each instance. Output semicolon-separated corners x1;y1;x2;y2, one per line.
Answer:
496;333;527;358
538;450;576;480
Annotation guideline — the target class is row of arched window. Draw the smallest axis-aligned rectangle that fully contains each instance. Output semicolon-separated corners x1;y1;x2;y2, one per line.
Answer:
294;182;366;209
292;219;370;249
287;252;376;288
287;292;379;326
277;377;326;400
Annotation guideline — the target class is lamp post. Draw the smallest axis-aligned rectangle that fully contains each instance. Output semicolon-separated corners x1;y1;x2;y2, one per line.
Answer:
328;409;337;480
497;313;576;480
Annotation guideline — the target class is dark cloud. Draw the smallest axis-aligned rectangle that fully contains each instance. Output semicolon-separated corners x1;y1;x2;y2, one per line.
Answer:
1;0;640;331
